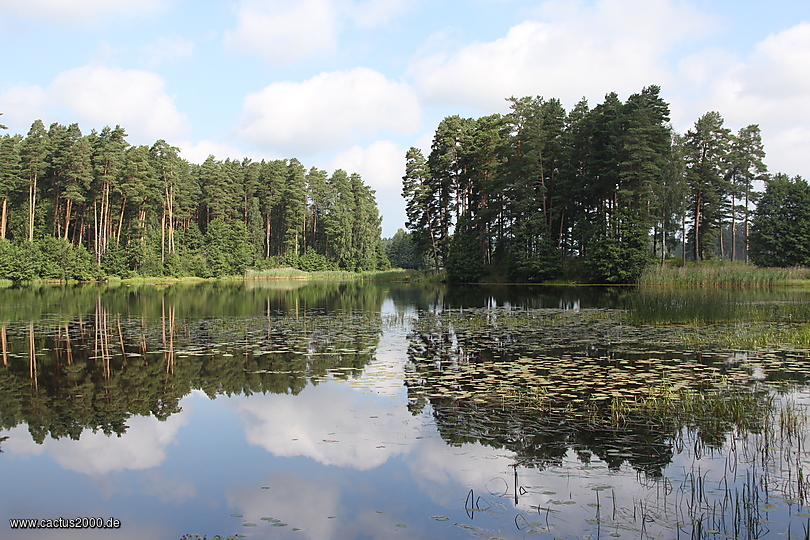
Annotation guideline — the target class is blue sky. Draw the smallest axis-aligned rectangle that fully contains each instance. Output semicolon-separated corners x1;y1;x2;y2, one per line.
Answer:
1;0;809;237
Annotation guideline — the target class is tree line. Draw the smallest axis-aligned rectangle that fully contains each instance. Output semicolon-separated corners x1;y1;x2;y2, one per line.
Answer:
400;85;807;283
0;116;388;282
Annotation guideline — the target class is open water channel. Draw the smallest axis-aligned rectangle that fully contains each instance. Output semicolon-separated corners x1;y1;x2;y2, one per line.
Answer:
1;281;810;539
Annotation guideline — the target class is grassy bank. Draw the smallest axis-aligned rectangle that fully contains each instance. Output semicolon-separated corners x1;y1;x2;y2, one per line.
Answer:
244;267;442;282
640;263;810;288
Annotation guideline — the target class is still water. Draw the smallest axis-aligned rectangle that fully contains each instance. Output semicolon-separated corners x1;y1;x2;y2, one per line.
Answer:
1;281;810;539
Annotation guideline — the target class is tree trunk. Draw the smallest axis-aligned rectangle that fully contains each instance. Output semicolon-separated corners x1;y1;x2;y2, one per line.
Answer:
0;197;6;239
744;191;751;263
731;193;737;261
265;213;271;259
28;175;37;242
693;191;702;261
116;197;126;244
63;199;72;240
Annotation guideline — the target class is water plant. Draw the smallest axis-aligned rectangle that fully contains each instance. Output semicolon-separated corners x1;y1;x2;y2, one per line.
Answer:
639;263;810;288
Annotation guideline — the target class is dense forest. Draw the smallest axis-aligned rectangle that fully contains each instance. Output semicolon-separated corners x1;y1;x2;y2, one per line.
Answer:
398;85;809;283
0;114;388;282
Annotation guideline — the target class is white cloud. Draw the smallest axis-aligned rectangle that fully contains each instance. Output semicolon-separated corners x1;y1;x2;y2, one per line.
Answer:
48;414;188;475
176;139;248;164
0;0;166;23
408;436;517;508
224;0;338;64
223;0;416;63
140;36;195;68
229;384;422;470
4;412;189;476
329;140;407;237
49;65;189;142
235;67;420;156
408;0;714;112
684;22;810;176
0;83;47;131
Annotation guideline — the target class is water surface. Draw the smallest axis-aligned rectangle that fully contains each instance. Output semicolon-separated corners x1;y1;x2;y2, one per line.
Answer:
1;282;809;539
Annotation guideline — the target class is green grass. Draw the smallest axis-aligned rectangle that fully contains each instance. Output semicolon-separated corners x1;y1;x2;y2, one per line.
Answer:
244;267;444;282
244;267;356;280
678;322;810;350
640;262;810;288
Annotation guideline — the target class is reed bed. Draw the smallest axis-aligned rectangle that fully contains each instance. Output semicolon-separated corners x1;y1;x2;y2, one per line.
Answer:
640;263;810;288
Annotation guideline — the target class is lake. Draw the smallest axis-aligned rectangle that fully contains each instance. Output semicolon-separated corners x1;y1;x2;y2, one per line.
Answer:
1;281;810;539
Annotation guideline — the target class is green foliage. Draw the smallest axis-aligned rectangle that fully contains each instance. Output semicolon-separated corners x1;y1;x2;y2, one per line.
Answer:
0;117;388;281
34;236;97;281
295;247;337;272
0;238;97;282
0;239;36;282
446;213;485;282
585;210;652;284
507;223;562;283
384;229;426;269
101;242;130;278
750;174;810;267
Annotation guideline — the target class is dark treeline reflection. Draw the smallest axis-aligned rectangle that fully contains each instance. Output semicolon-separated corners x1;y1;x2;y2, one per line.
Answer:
0;281;388;445
387;283;633;312
403;288;799;477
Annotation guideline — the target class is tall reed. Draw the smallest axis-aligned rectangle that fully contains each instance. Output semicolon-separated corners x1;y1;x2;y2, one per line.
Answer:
640;263;810;288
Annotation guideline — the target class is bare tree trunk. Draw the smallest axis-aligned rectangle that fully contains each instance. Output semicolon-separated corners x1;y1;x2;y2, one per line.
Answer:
0;197;7;239
731;193;737;261
28;175;37;242
64;199;73;240
116;197;126;244
744;191;751;263
265;213;271;259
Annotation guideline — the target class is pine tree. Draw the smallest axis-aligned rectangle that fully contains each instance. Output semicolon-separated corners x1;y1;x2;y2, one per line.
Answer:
750;174;810;267
727;125;767;261
402;147;441;271
282;158;307;259
19;120;49;242
684;112;731;261
0;135;21;239
92;126;128;262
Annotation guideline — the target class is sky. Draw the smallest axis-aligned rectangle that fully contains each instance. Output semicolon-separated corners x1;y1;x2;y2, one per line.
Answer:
1;0;809;237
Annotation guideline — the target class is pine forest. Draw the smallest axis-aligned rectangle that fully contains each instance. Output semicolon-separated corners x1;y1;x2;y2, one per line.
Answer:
398;85;810;283
0;118;388;282
2;85;808;284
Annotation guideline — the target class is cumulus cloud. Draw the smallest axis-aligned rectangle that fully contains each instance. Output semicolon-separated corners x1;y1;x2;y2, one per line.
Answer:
408;0;714;111
0;0;166;23
224;0;338;64
235;67;420;156
229;384;422;470
224;0;416;63
680;22;810;176
4;413;189;476
176;139;248;164
0;66;187;143
48;414;188;475
0;83;47;130
48;65;189;142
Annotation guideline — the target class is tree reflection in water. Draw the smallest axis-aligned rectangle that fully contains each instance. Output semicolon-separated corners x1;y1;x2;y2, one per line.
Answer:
0;281;387;446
